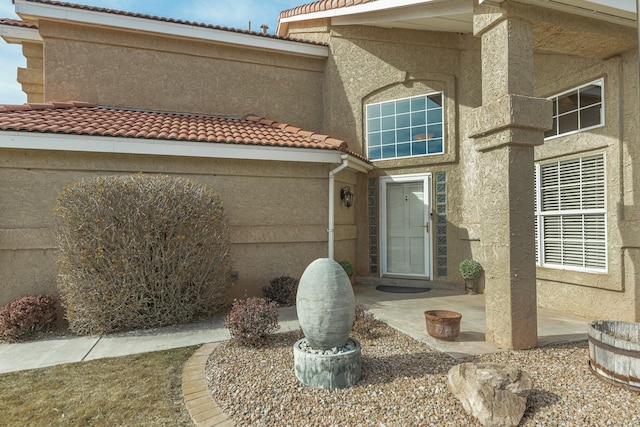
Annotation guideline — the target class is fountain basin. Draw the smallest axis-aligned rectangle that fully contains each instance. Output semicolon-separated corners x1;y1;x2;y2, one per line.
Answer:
293;337;361;389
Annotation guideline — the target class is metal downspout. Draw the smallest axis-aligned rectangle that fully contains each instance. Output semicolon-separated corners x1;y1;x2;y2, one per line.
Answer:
328;155;350;259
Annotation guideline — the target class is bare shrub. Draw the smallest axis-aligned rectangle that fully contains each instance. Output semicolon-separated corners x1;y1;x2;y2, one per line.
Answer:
353;302;377;338
0;295;57;341
262;276;298;307
55;174;231;335
224;297;279;347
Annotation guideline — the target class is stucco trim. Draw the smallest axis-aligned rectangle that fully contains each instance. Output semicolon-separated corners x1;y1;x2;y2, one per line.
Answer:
0;228;54;250
0;131;346;164
14;0;329;58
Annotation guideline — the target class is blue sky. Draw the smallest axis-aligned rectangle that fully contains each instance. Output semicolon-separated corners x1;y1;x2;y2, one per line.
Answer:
0;0;305;104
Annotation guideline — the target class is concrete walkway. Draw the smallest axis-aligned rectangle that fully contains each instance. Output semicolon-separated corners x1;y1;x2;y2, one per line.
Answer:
0;307;300;374
0;284;591;374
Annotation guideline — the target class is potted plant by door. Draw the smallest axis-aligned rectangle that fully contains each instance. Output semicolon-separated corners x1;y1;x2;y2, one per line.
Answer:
459;259;482;294
338;260;355;285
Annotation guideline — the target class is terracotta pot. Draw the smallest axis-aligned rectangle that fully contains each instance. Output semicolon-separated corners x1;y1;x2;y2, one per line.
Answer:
424;310;461;341
464;278;479;294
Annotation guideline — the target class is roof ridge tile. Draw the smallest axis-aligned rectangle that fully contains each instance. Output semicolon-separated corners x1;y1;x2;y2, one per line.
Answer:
283;125;301;133
0;18;39;29
22;103;56;110
309;133;329;142
240;113;354;154
279;0;375;19
0;101;97;112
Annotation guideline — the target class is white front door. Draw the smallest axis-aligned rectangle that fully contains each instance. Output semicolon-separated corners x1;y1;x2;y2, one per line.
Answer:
380;174;432;278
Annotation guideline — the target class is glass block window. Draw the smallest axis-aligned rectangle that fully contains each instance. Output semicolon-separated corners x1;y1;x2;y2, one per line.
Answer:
535;154;606;272
366;93;444;161
545;79;604;139
435;172;447;277
368;178;378;274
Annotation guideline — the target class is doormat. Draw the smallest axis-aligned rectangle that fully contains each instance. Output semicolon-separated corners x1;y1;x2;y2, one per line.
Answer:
375;285;431;294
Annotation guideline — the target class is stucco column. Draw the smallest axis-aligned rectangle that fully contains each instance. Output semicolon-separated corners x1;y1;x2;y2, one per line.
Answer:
469;2;552;349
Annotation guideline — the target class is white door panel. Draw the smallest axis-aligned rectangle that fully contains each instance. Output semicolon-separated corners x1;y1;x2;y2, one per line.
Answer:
381;174;432;278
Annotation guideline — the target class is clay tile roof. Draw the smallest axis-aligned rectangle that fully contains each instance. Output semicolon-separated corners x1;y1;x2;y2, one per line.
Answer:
279;0;376;20
0;18;39;29
22;0;326;46
0;102;367;161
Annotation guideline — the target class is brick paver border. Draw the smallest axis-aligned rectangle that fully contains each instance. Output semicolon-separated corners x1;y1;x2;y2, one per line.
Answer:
182;343;235;427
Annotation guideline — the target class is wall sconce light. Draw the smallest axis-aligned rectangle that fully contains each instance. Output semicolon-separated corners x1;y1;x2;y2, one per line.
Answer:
340;186;354;208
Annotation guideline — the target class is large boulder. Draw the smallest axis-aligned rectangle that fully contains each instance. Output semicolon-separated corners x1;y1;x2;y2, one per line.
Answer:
448;363;532;427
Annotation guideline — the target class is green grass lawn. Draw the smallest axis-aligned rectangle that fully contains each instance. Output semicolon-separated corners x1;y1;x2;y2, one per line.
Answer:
0;346;196;426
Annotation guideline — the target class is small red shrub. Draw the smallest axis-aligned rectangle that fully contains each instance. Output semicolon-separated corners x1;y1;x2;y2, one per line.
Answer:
0;295;57;341
224;297;279;347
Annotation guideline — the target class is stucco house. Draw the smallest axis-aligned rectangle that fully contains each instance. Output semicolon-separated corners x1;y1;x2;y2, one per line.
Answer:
1;0;638;349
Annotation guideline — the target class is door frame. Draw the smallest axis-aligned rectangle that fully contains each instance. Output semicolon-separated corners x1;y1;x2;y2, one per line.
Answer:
379;173;433;280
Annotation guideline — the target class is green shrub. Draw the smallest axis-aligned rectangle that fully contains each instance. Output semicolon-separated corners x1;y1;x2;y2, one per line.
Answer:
262;276;298;307
459;259;482;279
224;297;279;347
0;295;57;341
55;174;231;335
338;260;355;278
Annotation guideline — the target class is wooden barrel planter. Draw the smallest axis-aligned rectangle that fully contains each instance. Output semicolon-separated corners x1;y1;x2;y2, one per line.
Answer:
588;320;640;391
424;310;461;341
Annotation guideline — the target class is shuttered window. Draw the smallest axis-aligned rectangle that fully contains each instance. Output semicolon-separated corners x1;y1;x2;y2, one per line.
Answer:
535;154;606;272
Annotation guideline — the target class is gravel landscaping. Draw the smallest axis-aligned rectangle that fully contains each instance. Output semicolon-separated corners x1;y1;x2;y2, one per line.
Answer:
206;321;640;426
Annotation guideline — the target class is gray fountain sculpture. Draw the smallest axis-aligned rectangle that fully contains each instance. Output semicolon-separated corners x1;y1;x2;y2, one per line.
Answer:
293;258;362;389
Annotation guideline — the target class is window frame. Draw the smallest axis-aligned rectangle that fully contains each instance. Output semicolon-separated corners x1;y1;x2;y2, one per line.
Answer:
365;92;445;161
534;154;607;273
544;78;605;141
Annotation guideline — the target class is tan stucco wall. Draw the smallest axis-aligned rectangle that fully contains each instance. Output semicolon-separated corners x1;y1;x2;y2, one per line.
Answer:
7;3;639;323
282;18;331;45
0;147;358;306
533;47;640;321
289;11;639;320
321;25;483;285
37;21;326;131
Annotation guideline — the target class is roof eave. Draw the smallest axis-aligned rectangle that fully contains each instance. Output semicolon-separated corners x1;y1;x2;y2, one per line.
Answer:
14;0;328;58
278;0;637;35
518;0;636;28
0;130;349;164
0;23;41;44
279;0;451;25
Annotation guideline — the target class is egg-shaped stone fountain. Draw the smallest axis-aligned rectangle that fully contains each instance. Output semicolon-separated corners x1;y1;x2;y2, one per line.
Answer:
293;258;361;389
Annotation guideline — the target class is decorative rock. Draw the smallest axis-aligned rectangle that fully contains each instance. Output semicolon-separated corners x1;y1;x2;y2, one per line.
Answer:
447;363;532;427
296;258;355;350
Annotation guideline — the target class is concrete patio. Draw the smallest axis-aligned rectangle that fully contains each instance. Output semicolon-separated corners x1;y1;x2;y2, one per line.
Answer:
353;282;591;359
